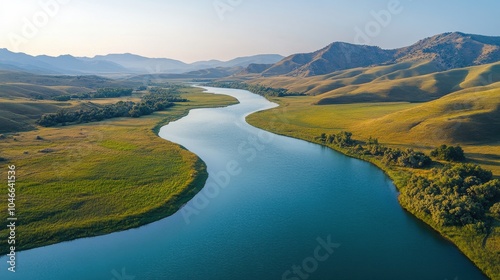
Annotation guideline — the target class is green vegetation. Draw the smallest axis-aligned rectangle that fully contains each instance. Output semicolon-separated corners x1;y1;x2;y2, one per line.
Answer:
206;81;304;97
0;72;146;133
381;148;432;168
403;164;499;228
0;87;238;254
319;132;432;169
246;94;500;278
319;131;498;229
431;144;466;162
67;87;134;100
37;87;188;127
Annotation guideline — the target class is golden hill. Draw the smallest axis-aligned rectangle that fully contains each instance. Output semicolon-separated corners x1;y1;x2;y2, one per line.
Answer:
249;60;500;104
356;83;500;145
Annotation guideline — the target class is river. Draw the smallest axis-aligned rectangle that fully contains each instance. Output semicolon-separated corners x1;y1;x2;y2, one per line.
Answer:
0;87;486;279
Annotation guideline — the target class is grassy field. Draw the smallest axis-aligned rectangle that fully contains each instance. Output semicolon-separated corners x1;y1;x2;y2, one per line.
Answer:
0;70;146;134
247;94;500;279
0;87;238;254
248;92;500;177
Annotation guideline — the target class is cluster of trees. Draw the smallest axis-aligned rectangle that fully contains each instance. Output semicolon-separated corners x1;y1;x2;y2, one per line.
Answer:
318;133;431;168
52;95;72;101
403;163;500;230
431;144;466;162
52;88;134;101
38;87;188;127
89;88;133;98
319;131;354;147
147;87;188;102
381;148;432;168
317;131;500;231
207;82;304;97
38;101;137;126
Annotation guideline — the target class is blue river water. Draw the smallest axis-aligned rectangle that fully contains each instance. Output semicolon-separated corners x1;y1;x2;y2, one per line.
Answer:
1;87;486;279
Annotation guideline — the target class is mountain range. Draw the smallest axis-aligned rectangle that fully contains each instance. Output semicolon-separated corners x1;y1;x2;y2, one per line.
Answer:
0;49;283;75
248;32;500;77
2;32;500;81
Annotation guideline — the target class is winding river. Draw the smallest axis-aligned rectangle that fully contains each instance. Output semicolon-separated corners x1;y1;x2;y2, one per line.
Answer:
1;87;486;279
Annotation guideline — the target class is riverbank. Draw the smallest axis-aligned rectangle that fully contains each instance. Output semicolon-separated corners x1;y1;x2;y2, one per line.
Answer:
246;97;499;279
0;88;238;255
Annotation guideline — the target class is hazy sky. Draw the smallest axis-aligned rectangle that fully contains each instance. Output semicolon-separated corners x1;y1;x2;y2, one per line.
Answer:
1;0;500;62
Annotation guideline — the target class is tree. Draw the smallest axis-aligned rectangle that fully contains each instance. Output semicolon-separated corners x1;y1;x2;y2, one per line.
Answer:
431;145;466;162
402;163;498;227
490;202;500;219
319;133;327;142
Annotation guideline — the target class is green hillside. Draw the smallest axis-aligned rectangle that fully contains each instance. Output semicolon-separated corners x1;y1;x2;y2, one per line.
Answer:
0;100;71;133
357;83;500;145
0;71;145;133
248;60;500;104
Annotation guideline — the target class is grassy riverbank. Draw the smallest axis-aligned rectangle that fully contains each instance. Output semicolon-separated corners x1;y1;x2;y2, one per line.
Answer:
0;87;238;254
247;96;500;279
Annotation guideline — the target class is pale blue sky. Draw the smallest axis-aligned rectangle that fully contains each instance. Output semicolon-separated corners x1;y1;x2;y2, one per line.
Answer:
1;0;499;62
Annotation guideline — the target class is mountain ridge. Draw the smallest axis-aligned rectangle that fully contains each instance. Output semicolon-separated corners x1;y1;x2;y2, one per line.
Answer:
0;49;284;75
3;32;500;78
248;32;500;77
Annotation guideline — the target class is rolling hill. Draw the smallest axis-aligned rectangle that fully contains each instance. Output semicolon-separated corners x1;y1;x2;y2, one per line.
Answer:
356;83;500;144
248;60;500;103
0;70;143;133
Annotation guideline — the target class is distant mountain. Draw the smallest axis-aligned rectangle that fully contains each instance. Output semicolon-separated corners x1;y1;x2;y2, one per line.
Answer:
86;53;189;74
190;55;284;70
35;54;127;74
0;49;63;74
0;49;128;74
394;32;500;69
5;32;500;77
262;43;394;77
249;32;500;77
222;54;284;68
241;63;275;74
0;48;283;75
92;53;283;74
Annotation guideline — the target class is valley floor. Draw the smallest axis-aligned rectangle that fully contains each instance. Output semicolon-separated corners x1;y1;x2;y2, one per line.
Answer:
0;88;238;254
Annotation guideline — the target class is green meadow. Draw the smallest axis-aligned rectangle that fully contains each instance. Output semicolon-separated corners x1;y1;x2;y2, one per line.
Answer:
0;87;238;254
